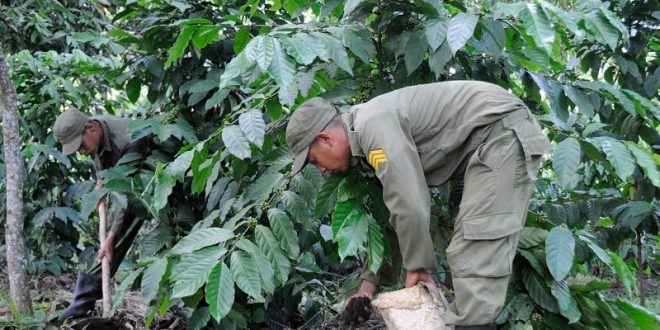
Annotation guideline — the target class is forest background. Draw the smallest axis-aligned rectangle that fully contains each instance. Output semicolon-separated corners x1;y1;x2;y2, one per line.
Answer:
0;0;658;329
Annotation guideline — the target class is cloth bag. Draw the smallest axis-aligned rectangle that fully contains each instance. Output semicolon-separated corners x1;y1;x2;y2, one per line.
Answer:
371;283;452;330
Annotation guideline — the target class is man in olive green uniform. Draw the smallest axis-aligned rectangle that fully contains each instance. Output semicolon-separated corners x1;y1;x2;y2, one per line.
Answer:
285;81;551;329
54;109;150;321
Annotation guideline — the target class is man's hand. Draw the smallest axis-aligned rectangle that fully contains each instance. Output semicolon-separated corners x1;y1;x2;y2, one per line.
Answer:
98;231;116;262
342;280;377;326
405;269;436;288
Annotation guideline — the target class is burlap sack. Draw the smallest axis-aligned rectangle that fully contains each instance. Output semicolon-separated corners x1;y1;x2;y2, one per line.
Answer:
371;283;452;330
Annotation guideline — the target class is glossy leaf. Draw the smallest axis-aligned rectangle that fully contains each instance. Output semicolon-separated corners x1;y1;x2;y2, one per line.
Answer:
170;228;234;254
256;35;274;72
425;19;448;51
165;26;194;68
171;246;225;298
311;32;353;75
282;34;317;65
553;137;581;189
255;225;291;285
609;252;637;297
446;13;478;55
626;142;660;188
314;175;343;218
522;3;554;53
550;280;581;323
222;125;251;159
230;250;262;300
367;217;385;273
404;31;427;75
268;38;296;88
205;262;234;322
336;208;369;260
615;299;660;329
112;269;141;313
545;226;575;281
141;258;168;303
238;110;266;148
522;269;560;313
267;208;300;259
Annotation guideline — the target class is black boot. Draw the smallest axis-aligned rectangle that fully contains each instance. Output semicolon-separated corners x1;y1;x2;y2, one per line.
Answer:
455;324;497;330
58;272;102;322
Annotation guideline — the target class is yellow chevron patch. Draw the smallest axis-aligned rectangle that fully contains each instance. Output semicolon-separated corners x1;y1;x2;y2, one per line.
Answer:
368;149;388;170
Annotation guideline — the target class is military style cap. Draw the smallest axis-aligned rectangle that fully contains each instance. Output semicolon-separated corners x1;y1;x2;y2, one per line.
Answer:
285;97;338;175
53;109;89;156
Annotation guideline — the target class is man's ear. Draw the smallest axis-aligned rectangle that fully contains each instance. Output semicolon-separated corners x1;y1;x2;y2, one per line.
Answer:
315;132;333;146
84;121;95;132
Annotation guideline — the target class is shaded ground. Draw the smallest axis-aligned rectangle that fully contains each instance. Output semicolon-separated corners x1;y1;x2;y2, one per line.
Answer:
0;271;183;329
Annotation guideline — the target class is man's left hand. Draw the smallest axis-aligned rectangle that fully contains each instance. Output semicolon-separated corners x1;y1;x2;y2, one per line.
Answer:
405;269;436;288
98;232;115;262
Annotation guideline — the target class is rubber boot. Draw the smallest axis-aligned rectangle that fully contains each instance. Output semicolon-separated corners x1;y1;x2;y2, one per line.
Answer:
454;324;497;330
58;272;102;322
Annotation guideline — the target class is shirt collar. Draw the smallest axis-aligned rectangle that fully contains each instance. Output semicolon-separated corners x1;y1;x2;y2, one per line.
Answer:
341;112;364;158
94;119;113;156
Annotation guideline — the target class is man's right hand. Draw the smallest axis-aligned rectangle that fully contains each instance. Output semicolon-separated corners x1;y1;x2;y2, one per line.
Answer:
341;280;378;326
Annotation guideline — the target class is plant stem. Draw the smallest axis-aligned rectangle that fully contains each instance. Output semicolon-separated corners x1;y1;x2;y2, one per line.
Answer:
636;230;645;306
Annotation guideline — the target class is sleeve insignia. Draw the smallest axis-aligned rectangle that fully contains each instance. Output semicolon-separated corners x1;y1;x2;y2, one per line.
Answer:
368;148;388;170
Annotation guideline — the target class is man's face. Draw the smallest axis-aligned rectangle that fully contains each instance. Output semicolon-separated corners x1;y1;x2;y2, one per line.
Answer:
77;123;102;156
306;134;351;175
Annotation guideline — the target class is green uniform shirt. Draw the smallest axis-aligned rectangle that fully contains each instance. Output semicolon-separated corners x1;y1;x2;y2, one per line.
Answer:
91;115;147;234
341;81;550;272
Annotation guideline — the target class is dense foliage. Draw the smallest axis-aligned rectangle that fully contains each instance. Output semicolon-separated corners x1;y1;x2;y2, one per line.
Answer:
1;0;658;329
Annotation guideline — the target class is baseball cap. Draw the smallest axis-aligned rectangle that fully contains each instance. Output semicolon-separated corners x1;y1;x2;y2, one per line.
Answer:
53;109;89;156
285;97;338;175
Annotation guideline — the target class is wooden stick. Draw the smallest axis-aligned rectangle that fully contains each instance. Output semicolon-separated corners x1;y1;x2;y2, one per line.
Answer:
98;197;112;318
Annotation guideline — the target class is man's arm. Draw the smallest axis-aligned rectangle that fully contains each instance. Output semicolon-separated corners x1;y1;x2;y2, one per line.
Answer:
357;112;437;277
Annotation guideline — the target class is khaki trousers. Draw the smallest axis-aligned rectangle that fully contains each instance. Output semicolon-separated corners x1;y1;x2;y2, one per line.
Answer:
445;113;545;325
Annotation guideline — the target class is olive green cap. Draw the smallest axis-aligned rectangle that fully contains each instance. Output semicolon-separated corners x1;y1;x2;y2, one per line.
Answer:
53;109;89;156
285;97;338;175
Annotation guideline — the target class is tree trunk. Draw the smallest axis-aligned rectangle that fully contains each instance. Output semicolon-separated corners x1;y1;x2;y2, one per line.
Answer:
636;230;645;307
0;48;32;315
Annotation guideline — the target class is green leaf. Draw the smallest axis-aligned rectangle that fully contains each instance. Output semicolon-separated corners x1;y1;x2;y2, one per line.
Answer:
609;252;637;297
311;32;353;75
343;0;364;17
574;81;636;117
595;137;636;182
230;250;262;300
282;191;313;228
332;199;362;237
569;279;611;293
165;26;194;69
112;269;141;313
267;209;300;259
255;225;291;286
613;201;653;231
623;89;660;120
153;170;175;213
80;189;105;220
256;35;274;72
522;268;560;313
446;13;478;55
404;31;427;75
518;227;549;249
192;25;221;49
205;262;234;322
314;175;343;218
236;239;275;294
233;27;251;53
429;41;452;78
563;85;594;117
342;27;375;64
553;138;581;189
244;172;284;202
281;34;317;65
187;307;210;330
170;228;234;254
545;226;575;281
550;280;582;323
238;111;266;148
584;10;621;51
425;19;448;51
141;258;168;303
336;209;369;260
626;143;660;188
171;246;226;298
125;78;141;103
522;3;555;53
519;249;547;276
367;218;385;273
615;299;660;329
576;233;612;266
219;52;253;89
268;38;296;89
222;125;251;159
